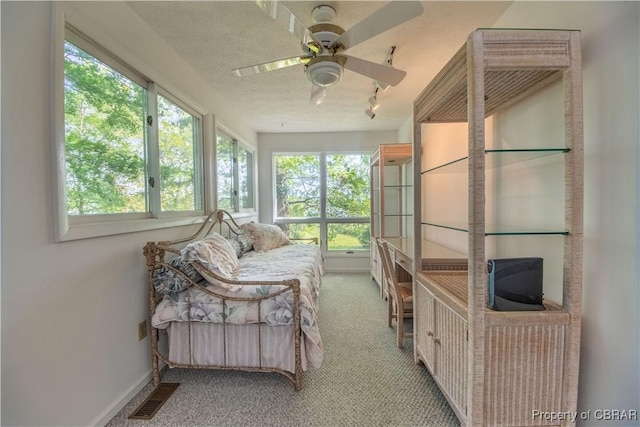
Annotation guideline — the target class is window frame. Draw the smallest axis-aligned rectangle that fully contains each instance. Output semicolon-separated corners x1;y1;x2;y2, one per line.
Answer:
52;9;210;241
215;126;256;214
272;152;370;256
237;143;255;212
154;86;205;217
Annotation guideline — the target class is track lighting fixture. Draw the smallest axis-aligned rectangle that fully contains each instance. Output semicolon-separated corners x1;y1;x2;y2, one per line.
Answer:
362;46;399;120
386;46;397;66
375;46;396;93
365;108;376;120
368;96;380;111
364;85;380;119
375;80;390;93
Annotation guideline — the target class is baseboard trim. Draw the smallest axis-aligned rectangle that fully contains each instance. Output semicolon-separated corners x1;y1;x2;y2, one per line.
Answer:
90;369;153;426
325;268;369;274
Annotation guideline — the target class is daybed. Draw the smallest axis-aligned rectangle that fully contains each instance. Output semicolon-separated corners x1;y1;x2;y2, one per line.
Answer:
143;210;324;390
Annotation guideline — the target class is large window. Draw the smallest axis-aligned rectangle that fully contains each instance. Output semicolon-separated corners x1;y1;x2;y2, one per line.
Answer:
275;155;320;218
326;154;371;251
157;94;202;213
274;153;370;252
63;37;147;215
216;128;254;213
57;25;204;240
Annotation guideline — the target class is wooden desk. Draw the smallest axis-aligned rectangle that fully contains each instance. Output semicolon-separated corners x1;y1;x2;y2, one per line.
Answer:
382;237;467;274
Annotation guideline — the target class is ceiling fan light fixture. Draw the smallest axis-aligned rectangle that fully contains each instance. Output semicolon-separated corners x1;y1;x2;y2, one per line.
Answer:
307;61;343;87
310;86;326;105
311;5;337;23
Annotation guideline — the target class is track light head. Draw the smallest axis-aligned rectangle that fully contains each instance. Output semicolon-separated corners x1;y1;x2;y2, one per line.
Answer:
365;108;376;120
368;96;380;111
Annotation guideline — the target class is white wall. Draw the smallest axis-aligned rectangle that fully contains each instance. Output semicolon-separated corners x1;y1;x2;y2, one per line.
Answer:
1;1;638;426
258;131;400;272
492;2;639;424
1;2;257;426
398;116;414;144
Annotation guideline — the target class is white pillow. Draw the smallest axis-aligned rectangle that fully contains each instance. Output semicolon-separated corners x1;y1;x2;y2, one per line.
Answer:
181;232;240;291
240;222;290;251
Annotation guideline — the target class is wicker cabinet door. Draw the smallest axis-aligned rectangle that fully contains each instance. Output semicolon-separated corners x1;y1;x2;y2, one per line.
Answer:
370;244;382;288
434;298;468;417
414;277;435;372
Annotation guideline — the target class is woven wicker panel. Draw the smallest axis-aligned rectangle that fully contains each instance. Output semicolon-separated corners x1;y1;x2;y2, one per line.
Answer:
414;44;466;123
435;302;468;417
484;69;562;116
414;30;574;124
424;272;468;304
421;82;467;122
418;69;561;123
422;260;468;271
483;38;571;68
484;324;566;426
414;280;435;370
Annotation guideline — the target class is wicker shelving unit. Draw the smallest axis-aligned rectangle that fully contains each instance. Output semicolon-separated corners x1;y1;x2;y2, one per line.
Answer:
370;143;412;290
412;29;583;426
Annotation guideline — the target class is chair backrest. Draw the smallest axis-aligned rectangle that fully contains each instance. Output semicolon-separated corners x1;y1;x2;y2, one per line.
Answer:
376;238;399;293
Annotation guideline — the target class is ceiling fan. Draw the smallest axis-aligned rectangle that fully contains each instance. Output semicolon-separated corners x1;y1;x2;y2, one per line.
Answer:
232;1;424;104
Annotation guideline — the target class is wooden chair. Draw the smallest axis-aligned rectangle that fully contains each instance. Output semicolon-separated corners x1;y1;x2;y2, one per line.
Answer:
375;238;414;348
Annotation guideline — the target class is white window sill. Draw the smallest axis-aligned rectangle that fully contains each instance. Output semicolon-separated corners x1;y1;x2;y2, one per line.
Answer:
58;215;205;242
324;250;370;258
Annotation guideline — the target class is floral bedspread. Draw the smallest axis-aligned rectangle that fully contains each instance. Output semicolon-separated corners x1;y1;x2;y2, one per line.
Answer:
151;244;324;366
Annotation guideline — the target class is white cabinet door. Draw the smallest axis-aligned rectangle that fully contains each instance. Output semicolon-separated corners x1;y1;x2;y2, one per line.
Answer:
414;278;435;371
434;297;468;417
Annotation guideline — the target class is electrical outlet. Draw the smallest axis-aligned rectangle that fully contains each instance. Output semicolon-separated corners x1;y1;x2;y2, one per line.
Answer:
138;320;147;341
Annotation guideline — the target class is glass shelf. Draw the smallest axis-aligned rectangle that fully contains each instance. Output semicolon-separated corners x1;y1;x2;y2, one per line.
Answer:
422;148;570;174
421;221;568;236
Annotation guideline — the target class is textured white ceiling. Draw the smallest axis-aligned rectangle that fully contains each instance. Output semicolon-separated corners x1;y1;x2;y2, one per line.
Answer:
126;1;512;133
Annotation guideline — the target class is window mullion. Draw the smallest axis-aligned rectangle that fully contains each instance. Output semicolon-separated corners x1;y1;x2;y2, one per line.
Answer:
147;82;161;217
232;139;240;212
320;153;328;254
192;116;203;211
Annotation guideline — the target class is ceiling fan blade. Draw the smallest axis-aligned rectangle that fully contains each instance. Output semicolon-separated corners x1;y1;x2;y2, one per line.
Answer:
329;2;423;52
310;85;327;105
341;55;407;86
233;55;312;77
255;1;323;54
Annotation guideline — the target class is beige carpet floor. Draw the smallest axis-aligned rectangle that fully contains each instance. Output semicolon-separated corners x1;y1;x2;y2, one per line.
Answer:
106;273;459;426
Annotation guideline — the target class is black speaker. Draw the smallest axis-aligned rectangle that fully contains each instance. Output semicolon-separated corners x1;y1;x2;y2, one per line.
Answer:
487;257;545;311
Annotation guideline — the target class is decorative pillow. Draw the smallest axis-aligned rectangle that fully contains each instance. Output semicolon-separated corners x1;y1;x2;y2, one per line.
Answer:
226;237;243;258
236;232;254;253
181;232;241;291
190;263;241;293
239;222;290;252
152;257;203;295
225;233;254;258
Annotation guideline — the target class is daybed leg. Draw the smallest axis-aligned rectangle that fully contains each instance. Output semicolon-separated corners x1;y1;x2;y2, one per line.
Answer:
293;279;302;391
151;327;160;386
144;241;162;387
